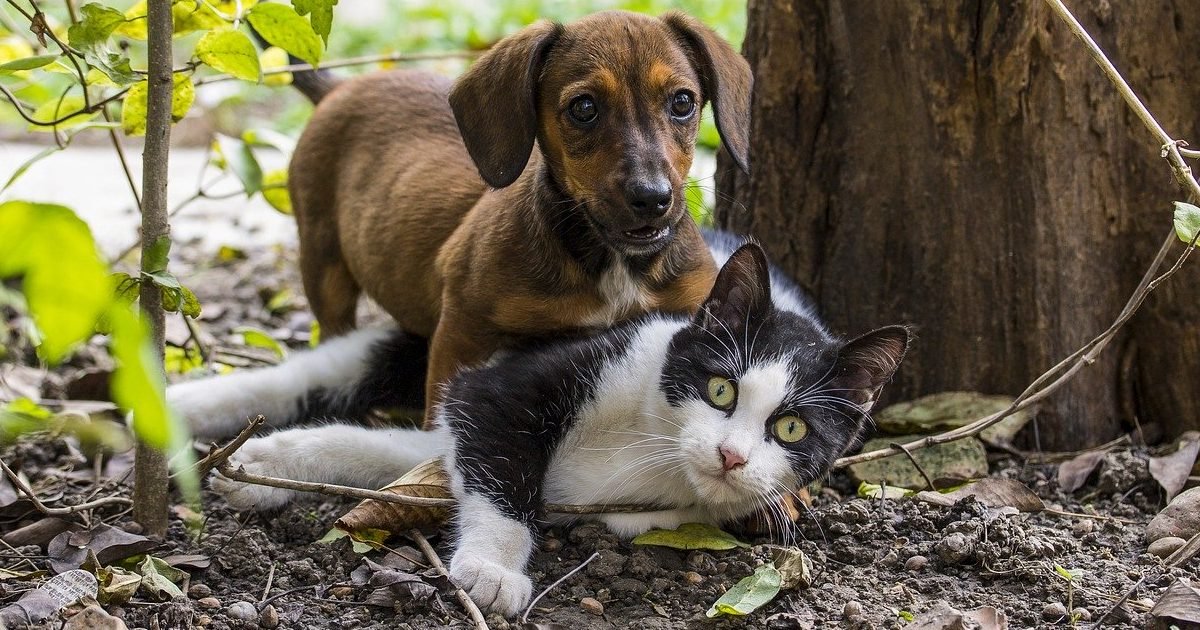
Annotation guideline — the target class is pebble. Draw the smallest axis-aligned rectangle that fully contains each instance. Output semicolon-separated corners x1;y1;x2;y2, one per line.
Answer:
541;538;562;553
904;555;928;572
1148;536;1187;558
196;615;211;627
935;533;974;564
580;597;605;616
1042;602;1067;621
196;597;220;610
842;601;863;619
1071;607;1092;622
259;604;279;628
327;586;355;599
1146;486;1200;542
226;601;258;622
683;571;703;585
1072;519;1095;537
188;583;212;599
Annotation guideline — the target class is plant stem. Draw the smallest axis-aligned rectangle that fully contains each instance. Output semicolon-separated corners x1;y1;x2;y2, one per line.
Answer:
131;0;173;538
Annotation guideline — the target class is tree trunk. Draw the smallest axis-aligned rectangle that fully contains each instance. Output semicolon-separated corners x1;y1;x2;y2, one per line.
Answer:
132;0;173;537
717;0;1200;449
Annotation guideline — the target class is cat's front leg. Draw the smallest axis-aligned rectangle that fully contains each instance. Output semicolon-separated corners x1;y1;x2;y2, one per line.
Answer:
448;494;536;617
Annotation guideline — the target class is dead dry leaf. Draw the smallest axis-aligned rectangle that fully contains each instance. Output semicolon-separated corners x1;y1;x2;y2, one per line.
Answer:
916;478;1045;512
873;392;1031;444
849;434;988;490
1148;579;1200;628
1149;432;1200;502
335;458;452;536
0;569;98;626
769;547;812;590
1057;448;1111;493
47;525;161;575
350;558;440;607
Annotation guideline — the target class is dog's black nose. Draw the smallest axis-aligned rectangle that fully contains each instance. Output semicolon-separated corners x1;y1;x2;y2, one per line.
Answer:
625;180;673;217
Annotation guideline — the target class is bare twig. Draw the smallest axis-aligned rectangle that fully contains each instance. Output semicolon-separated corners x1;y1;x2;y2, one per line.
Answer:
836;1;1200;470
521;551;601;624
408;529;488;630
193;50;480;86
216;463;662;514
0;458;131;515
1163;530;1200;568
888;442;935;491
260;562;276;603
1092;575;1144;628
191;416;265;477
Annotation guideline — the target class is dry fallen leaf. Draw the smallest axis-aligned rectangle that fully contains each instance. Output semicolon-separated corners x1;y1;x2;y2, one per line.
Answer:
350;558;443;607
769;547;812;590
0;569;98;626
1149;431;1200;502
916;477;1045;512
335;458;452;536
47;525;161;575
907;601;1008;630
1148;578;1200;628
1056;448;1111;493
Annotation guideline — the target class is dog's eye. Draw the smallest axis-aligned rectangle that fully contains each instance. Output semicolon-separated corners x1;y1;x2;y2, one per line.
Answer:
670;91;696;119
568;96;598;124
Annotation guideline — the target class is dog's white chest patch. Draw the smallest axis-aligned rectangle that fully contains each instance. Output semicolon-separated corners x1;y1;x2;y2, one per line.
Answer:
586;262;653;327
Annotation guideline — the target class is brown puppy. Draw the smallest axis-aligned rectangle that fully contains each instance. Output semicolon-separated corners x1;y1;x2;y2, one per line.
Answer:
287;11;751;423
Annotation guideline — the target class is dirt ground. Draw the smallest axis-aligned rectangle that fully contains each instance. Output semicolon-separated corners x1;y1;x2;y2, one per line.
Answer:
2;243;1196;629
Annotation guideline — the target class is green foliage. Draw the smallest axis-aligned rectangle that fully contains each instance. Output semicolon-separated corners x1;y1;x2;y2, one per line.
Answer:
0;54;58;73
29;95;97;131
247;3;324;67
235;326;286;359
196;28;262;82
632;522;748;550
706;563;782;617
67;3;128;51
121;75;195;135
292;0;339;45
1174;201;1200;245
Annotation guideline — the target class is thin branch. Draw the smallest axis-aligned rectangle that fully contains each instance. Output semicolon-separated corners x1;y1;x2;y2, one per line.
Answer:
193;50;480;87
0;83;130;127
0;458;131;515
409;529;488;630
889;442;935;491
101;103;142;212
191;415;264;477
521;551;600;624
216;463;664;514
1163;530;1200;568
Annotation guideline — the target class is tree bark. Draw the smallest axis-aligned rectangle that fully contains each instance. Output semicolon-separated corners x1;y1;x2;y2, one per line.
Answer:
718;0;1200;449
132;0;173;536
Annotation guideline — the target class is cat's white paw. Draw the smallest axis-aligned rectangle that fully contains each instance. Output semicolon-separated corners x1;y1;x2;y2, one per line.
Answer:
208;438;297;510
449;553;533;618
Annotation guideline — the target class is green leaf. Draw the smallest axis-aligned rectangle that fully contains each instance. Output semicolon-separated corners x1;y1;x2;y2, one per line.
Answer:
144;235;172;273
247;3;323;67
0;54;59;73
135;556;185;600
292;0;337;44
632;522;748;551
897;610;915;622
162;285;201;319
143;269;181;290
214;135;263;194
1;142;64;193
30;95;97;131
857;481;911;500
705;563;781;618
235;326;286;359
261;169;293;214
260;46;293;86
97;565;142;605
1174;201;1200;245
1053;564;1083;582
0;202;112;363
195;28;261;82
171;1;226;35
309;320;320;348
164;345;204;375
84;50;139;86
121;76;195;136
109;306;169;448
68;3;127;51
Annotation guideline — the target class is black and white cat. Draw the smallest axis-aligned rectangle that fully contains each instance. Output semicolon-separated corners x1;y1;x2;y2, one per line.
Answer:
169;234;910;616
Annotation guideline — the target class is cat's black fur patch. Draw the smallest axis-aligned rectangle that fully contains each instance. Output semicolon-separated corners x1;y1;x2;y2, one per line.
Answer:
298;330;429;421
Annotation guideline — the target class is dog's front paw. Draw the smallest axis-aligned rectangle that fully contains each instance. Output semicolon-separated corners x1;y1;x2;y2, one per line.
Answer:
449;553;533;618
209;438;297;510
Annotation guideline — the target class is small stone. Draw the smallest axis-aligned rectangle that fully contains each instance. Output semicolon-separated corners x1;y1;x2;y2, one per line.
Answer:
1146;486;1200;542
196;615;211;627
188;583;212;599
327;586;355;599
683;571;703;585
259;604;279;628
904;555;928;572
196;597;220;610
64;605;127;630
580;597;604;616
541;538;562;553
936;533;974;564
1071;607;1092;622
1148;536;1187;558
842;601;863;619
226;601;258;622
1072;519;1095;537
1042;602;1067;621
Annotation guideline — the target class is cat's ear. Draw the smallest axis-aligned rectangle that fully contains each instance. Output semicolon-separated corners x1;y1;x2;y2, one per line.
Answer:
696;243;772;337
828;325;912;412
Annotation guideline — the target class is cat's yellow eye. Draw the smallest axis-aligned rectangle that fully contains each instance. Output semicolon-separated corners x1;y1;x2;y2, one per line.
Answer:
773;415;808;443
706;376;737;409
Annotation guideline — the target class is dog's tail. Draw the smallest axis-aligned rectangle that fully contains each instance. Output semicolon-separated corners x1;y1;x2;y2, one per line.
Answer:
167;327;428;439
249;29;340;104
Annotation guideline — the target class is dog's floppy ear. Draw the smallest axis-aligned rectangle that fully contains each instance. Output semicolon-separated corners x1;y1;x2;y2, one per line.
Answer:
449;20;563;188
662;12;752;173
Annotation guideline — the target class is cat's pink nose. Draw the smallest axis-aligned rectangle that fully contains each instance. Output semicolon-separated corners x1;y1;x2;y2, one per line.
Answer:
719;446;747;472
